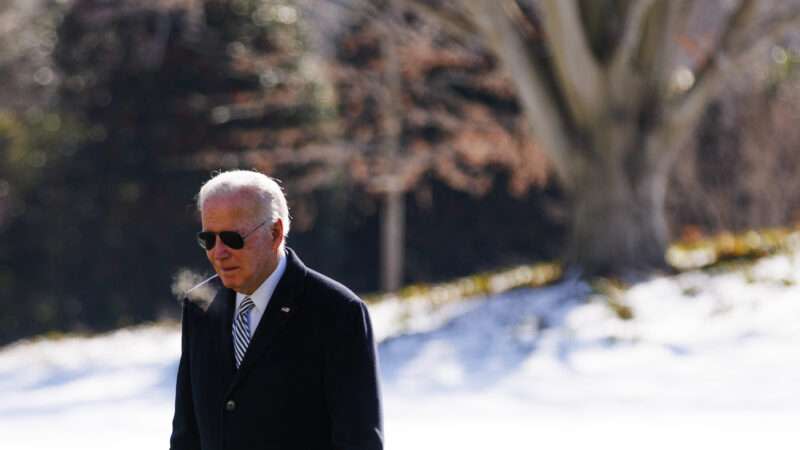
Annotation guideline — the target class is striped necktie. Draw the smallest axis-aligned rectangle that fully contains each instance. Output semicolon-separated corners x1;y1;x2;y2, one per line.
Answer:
233;297;255;369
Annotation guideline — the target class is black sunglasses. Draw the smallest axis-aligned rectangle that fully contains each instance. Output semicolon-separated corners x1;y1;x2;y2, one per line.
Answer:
197;220;268;251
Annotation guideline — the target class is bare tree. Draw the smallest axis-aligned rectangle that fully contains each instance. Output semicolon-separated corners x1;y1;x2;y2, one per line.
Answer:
376;0;406;291
669;58;800;234
404;0;800;273
306;0;552;289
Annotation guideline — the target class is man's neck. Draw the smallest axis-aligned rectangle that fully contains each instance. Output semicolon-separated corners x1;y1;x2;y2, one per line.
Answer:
239;250;285;296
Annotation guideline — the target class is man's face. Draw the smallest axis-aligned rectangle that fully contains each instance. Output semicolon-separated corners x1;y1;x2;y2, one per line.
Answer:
200;191;282;294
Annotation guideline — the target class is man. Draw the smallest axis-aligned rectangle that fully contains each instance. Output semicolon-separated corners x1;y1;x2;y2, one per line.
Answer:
170;170;383;450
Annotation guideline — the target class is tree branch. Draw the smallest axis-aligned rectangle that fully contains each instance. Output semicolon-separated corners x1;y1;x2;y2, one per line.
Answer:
650;0;761;169
690;0;757;96
464;0;580;188
610;0;657;80
669;3;800;145
607;0;662;109
625;0;682;100
538;0;605;127
668;0;758;134
740;6;800;54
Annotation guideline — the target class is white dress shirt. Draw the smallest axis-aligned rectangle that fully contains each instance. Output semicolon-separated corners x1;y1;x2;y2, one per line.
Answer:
235;251;287;338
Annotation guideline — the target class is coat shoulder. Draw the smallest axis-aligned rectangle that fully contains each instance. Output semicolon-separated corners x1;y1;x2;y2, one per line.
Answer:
302;268;365;310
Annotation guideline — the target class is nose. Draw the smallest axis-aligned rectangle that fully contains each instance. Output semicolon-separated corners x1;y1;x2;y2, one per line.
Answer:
210;238;232;260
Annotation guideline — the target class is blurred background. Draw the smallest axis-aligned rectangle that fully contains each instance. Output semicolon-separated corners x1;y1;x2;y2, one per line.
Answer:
1;0;798;346
1;0;800;448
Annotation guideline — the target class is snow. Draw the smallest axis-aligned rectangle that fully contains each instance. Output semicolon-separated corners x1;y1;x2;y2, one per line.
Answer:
3;253;800;449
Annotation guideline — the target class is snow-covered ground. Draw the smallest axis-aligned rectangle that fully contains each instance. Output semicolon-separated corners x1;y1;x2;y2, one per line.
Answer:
3;252;800;449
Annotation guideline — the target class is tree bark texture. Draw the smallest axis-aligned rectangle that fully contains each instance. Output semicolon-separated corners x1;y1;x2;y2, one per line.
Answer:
381;190;405;291
567;152;670;274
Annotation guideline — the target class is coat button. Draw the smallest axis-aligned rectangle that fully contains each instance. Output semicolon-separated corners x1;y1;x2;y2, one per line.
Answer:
225;400;236;411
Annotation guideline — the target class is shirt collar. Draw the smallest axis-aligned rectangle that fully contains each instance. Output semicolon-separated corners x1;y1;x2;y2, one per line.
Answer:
235;250;287;312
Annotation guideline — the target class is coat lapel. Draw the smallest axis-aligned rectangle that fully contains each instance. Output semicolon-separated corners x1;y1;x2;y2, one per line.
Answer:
225;248;308;396
203;282;236;388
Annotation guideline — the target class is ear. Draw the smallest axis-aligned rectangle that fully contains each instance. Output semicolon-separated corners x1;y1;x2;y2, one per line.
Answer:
271;219;284;251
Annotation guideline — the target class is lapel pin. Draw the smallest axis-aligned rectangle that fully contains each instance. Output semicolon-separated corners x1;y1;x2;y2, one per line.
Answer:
281;307;291;313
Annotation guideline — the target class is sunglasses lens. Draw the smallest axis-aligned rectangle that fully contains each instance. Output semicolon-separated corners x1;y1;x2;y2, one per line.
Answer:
219;231;245;249
197;232;216;250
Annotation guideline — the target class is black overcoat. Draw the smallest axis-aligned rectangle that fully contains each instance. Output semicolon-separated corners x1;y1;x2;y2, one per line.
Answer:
170;249;383;450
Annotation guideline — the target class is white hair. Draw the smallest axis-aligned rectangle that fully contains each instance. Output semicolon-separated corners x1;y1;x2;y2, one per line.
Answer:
197;170;291;240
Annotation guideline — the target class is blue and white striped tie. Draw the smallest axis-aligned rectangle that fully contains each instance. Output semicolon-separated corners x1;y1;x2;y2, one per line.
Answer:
233;297;255;369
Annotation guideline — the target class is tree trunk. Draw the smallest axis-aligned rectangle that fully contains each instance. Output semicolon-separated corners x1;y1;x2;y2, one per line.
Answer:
380;189;405;291
566;154;670;275
379;0;405;292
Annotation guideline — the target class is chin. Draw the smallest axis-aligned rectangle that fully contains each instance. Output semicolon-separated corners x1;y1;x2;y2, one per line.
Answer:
219;275;241;291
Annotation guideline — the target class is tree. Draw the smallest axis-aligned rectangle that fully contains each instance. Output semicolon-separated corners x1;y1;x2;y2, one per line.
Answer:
403;0;800;274
0;0;89;344
669;48;800;233
375;0;406;291
312;0;551;289
0;0;331;344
